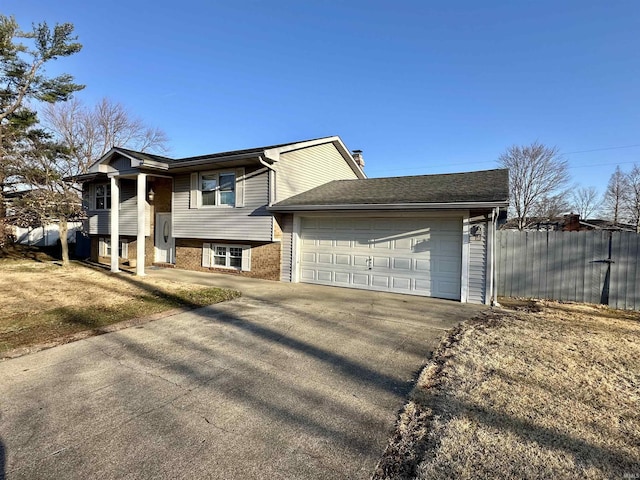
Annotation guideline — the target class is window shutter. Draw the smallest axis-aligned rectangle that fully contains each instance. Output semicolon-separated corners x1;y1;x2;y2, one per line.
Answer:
202;243;211;267
88;184;96;210
241;245;251;272
190;172;199;209
235;168;245;207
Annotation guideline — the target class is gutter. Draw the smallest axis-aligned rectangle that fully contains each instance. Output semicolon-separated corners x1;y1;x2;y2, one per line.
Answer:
268;201;509;212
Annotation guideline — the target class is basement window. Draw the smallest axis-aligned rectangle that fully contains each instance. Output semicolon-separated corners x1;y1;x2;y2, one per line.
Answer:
202;243;250;271
99;237;129;259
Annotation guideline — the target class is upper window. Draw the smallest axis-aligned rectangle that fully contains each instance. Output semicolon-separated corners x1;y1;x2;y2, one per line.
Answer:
95;184;111;210
201;172;235;207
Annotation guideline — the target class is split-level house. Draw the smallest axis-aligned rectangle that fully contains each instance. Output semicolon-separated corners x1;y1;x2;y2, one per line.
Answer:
76;136;509;304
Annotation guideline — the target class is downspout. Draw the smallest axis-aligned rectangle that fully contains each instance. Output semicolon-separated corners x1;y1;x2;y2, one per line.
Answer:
258;155;276;206
258;155;278;242
491;207;501;307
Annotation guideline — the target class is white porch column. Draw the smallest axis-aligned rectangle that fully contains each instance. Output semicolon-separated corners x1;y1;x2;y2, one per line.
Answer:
136;173;147;276
110;176;120;273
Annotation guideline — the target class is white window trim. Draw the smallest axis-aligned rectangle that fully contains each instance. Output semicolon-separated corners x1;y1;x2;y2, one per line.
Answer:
99;237;129;259
94;183;112;210
202;243;251;271
199;171;236;208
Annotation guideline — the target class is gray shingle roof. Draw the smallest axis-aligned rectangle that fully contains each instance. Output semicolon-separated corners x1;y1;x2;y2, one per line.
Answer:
114;147;173;163
272;169;509;208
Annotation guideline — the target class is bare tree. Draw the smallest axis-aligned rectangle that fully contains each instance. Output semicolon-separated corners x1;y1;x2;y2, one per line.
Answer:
497;142;570;230
624;164;640;233
42;97;169;174
36;97;169;261
532;194;571;221
602;166;628;225
570;186;601;219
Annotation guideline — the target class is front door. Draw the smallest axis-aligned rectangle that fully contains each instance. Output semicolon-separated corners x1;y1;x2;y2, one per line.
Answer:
155;213;174;263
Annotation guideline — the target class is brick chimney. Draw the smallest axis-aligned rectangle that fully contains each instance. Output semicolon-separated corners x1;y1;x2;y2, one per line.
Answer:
563;213;580;231
352;149;365;169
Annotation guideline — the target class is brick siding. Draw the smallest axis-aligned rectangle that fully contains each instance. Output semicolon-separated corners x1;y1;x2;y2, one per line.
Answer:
175;238;281;281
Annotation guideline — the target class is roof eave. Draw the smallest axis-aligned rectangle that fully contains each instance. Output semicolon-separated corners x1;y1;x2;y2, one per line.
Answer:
269;201;509;212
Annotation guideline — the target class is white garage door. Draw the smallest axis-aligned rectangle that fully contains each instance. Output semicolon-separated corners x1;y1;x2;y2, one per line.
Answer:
299;216;462;299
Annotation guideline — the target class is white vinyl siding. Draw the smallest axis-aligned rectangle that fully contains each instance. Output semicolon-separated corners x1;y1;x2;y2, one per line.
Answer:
273;143;360;202
298;216;463;299
468;219;488;304
201;243;251;271
174;168;272;241
87;179;150;236
280;214;294;282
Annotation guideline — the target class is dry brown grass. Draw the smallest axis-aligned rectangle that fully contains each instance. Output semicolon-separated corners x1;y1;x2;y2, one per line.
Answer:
374;301;640;480
0;260;240;356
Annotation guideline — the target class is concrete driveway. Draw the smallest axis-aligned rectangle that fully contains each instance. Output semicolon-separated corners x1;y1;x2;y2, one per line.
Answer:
0;269;485;479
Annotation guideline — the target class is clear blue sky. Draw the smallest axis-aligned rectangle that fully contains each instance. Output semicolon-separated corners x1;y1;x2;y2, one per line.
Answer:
8;1;640;197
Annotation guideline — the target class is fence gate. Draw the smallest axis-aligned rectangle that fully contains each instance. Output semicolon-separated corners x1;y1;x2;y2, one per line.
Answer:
496;231;640;311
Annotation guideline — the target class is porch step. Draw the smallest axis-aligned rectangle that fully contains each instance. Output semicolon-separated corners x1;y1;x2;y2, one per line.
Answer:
152;262;176;269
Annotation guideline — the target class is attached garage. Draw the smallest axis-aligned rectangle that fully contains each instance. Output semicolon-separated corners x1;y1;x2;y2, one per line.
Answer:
298;216;462;299
271;169;510;304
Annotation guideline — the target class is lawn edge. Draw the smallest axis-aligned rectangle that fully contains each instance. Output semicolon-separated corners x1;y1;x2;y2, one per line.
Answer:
0;306;191;361
370;309;511;480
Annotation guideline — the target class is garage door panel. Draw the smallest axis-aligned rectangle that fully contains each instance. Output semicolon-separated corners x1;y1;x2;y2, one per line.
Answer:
301;252;316;262
335;254;351;265
316;270;332;281
436;280;460;297
414;259;430;272
439;259;462;274
301;269;316;280
373;239;392;249
299;217;461;299
334;272;350;283
352;273;369;286
372;256;390;268
353;255;369;266
393;258;412;270
393;237;413;250
392;277;412;290
372;276;390;288
317;253;333;264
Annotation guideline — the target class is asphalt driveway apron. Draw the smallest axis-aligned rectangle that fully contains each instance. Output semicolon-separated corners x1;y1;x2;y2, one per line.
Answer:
0;270;485;479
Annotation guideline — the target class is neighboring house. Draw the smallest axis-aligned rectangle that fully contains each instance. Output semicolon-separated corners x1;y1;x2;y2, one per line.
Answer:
577;218;636;232
3;190;82;247
12;222;82;247
501;214;637;232
76;136;509;304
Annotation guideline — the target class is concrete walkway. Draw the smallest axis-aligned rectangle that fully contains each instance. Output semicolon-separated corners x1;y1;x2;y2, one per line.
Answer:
0;269;485;479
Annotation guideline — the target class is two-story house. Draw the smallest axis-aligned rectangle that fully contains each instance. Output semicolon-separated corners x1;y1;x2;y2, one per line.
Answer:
76;136;509;304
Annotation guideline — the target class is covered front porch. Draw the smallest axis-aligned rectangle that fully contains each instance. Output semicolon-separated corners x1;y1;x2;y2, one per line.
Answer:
105;173;173;276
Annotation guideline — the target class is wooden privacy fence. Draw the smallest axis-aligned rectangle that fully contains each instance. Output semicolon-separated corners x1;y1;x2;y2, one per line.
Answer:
496;230;640;310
